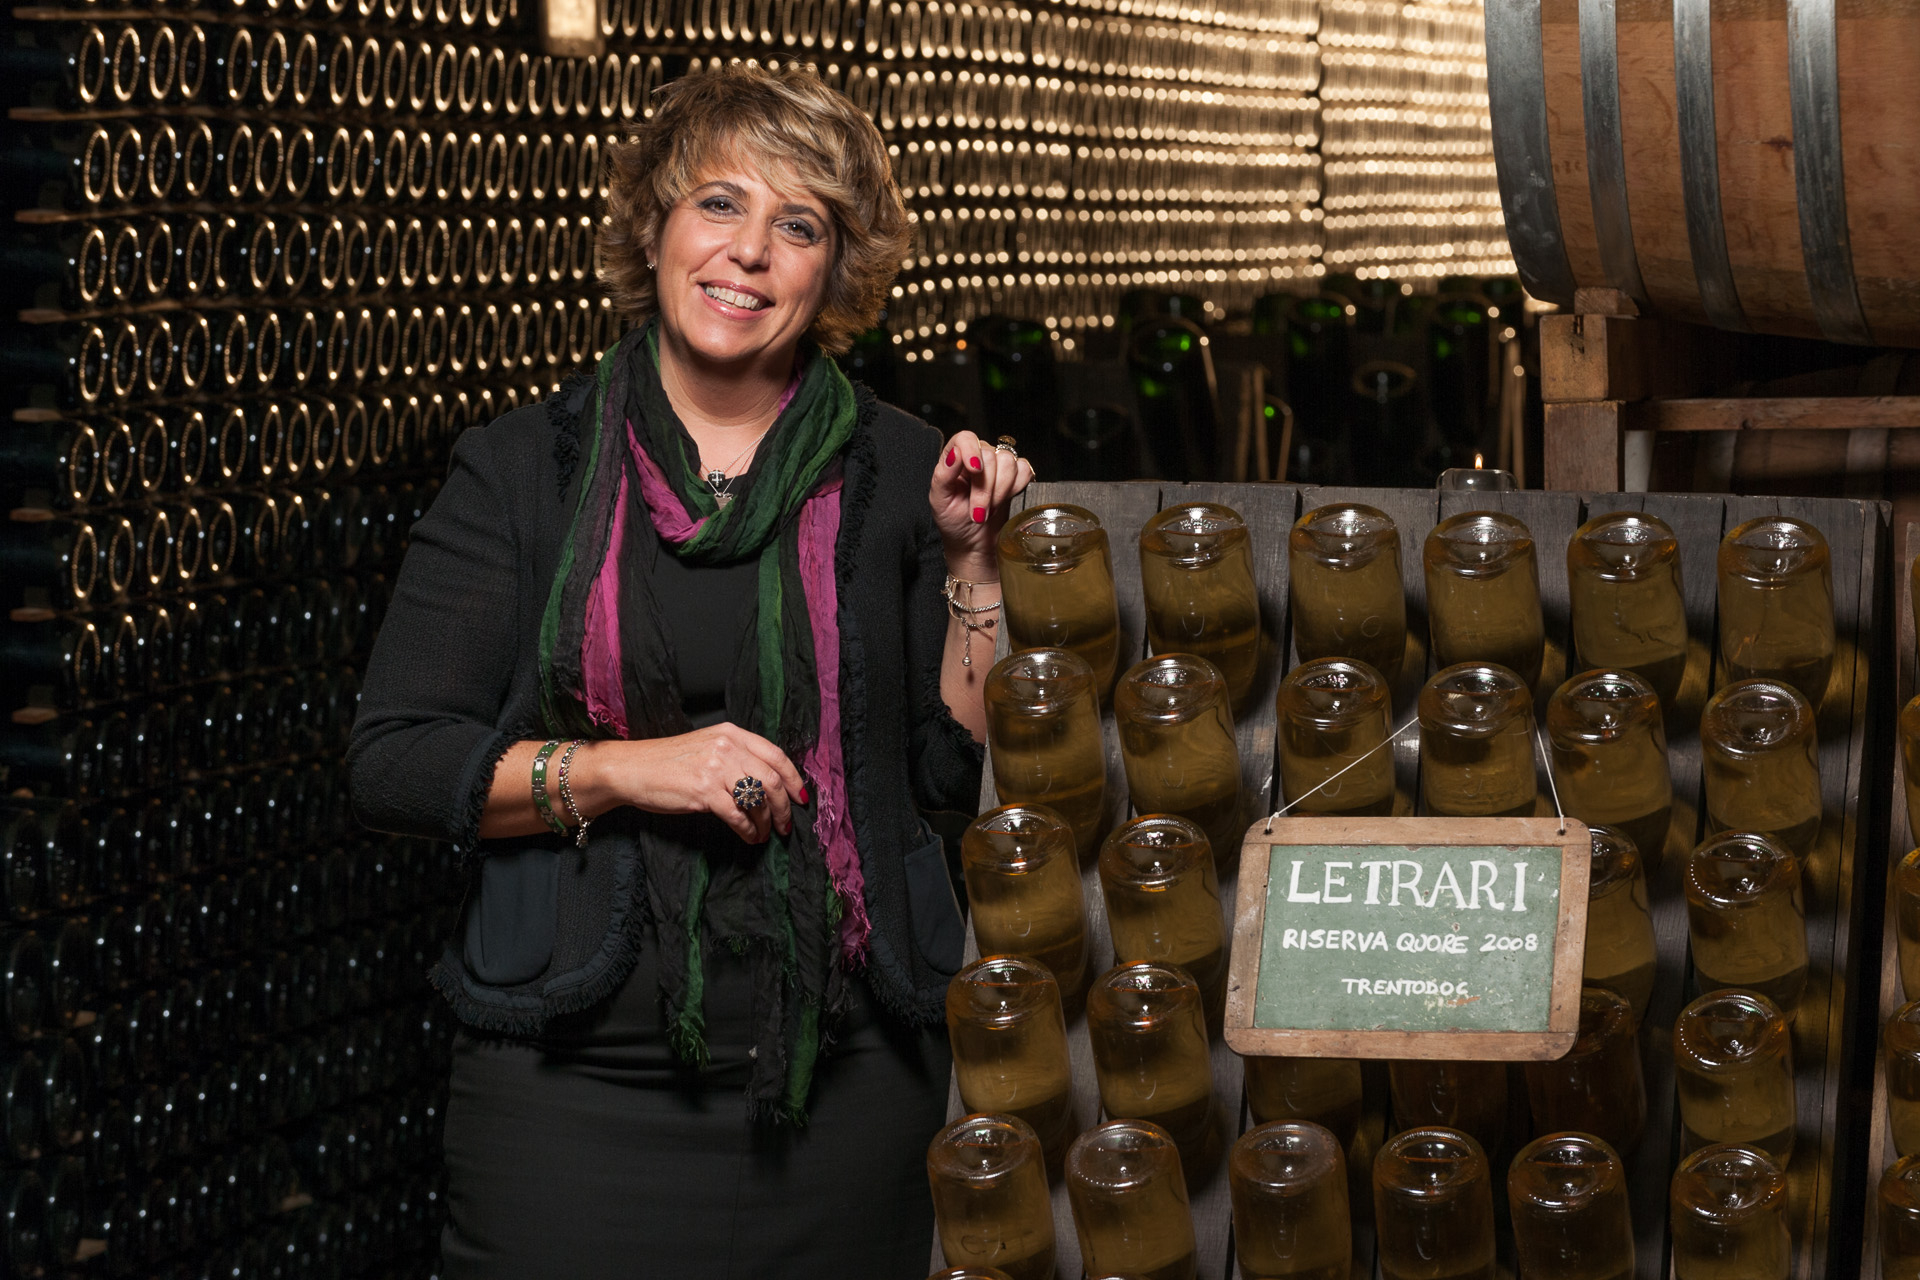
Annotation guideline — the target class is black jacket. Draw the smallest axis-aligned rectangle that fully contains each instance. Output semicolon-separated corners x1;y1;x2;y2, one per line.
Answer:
347;379;982;1035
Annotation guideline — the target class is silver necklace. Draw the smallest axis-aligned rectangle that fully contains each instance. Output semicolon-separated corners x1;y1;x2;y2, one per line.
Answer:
703;429;769;510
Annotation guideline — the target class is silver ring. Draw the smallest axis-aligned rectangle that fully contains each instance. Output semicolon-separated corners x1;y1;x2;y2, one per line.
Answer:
731;776;766;811
994;434;1018;454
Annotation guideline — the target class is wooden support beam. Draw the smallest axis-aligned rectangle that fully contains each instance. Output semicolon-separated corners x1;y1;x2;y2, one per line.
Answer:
1571;287;1640;316
1543;401;1626;491
1623;396;1920;433
1539;312;1708;404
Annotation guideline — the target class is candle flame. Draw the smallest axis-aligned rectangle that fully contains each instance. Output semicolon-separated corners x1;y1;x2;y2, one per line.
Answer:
1473;453;1484;469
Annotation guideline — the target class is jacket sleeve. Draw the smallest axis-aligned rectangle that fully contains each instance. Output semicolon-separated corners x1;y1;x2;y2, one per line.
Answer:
348;422;525;854
905;500;987;815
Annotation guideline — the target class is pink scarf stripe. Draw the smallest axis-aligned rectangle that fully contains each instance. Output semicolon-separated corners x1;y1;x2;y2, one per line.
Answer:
581;471;634;737
798;479;870;962
627;422;709;546
579;429;703;737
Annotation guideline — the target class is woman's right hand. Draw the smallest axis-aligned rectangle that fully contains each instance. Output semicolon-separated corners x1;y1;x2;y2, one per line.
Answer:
587;724;810;844
479;725;809;844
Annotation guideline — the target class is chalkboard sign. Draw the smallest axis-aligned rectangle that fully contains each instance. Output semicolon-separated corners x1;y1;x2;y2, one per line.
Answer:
1225;816;1591;1061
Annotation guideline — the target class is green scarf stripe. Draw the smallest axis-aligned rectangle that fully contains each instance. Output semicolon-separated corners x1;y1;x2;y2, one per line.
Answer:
768;828;799;982
668;853;712;1066
642;329;712;493
784;1001;821;1123
674;367;859;556
782;884;842;1116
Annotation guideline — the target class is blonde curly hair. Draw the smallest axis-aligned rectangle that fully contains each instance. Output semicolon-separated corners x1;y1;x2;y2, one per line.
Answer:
599;63;910;356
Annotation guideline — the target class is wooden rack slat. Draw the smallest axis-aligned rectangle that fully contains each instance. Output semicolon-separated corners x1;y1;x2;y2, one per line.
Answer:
1862;522;1918;1277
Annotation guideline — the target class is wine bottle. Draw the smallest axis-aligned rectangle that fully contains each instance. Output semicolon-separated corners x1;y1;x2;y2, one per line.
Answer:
0;928;47;1043
1567;514;1687;708
91;903;138;998
1127;316;1219;481
76;801;129;902
38;1035;83;1150
1275;293;1354;484
974;314;1062;478
0;24;130;112
128;506;175;599
1;805;72;917
125;987;164;1082
44;915;94;1030
89;1183;145;1278
127;408;169;498
0;819;36;932
0;119;154;212
0;518;101;612
84;1096;131;1187
0;1167;47;1277
0;420;99;511
82;1000;131;1096
0;1048;48;1162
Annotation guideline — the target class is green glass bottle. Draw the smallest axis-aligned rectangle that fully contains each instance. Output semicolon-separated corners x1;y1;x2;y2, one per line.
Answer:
974;314;1060;479
1126;316;1219;482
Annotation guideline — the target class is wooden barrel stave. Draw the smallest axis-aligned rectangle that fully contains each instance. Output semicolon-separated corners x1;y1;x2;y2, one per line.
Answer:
1496;0;1920;348
1612;5;1711;329
1845;10;1920;346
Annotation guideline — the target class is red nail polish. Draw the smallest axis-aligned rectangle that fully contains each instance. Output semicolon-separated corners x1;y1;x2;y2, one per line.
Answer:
969;456;982;470
799;785;811;804
945;448;956;466
973;506;986;523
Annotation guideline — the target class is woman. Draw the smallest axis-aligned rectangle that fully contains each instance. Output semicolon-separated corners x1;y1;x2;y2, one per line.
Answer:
349;63;1031;1277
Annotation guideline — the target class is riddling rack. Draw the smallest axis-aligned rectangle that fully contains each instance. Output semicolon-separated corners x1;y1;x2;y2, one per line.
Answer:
1861;522;1918;1278
942;479;1885;1280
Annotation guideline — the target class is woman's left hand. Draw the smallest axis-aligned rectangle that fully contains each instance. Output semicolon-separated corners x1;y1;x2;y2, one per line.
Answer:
929;431;1035;576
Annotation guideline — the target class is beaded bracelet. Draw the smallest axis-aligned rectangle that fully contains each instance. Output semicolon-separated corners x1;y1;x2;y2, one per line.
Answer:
556;739;591;848
531;739;568;837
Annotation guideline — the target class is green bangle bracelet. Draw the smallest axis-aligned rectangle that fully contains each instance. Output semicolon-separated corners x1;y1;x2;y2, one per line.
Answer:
531;739;568;837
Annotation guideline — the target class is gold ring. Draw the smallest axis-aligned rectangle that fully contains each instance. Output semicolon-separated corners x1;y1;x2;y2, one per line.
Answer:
993;434;1018;454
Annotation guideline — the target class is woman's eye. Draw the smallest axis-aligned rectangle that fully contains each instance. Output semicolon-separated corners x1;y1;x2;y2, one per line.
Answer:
701;197;734;213
783;221;820;243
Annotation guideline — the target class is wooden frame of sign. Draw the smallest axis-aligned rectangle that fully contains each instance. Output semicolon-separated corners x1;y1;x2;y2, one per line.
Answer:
1225;815;1592;1061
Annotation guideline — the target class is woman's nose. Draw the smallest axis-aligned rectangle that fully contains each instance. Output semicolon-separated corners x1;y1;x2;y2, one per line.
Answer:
728;222;771;267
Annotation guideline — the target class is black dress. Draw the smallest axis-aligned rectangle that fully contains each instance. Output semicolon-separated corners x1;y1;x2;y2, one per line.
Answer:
439;538;953;1279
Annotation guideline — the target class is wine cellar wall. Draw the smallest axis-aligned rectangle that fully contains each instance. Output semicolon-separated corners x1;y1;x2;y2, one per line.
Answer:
0;1;1512;1276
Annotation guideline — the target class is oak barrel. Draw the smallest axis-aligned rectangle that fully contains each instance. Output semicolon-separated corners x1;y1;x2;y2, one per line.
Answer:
1485;0;1920;348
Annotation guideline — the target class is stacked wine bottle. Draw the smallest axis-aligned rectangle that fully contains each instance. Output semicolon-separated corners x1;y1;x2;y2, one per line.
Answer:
932;490;1855;1280
0;3;597;1274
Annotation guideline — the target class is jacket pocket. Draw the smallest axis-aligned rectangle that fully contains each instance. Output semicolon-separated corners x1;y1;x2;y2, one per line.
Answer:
904;826;966;976
462;848;559;986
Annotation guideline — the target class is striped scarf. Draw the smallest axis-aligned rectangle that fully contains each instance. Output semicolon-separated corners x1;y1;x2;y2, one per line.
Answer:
536;322;866;1120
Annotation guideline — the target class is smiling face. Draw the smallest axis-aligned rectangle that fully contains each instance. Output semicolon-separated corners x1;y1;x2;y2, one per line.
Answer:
651;158;836;373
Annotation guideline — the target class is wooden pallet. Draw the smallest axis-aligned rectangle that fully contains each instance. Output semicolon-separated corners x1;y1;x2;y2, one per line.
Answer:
934;482;1885;1280
1861;524;1918;1277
